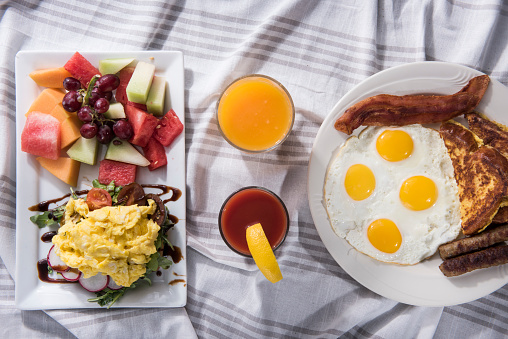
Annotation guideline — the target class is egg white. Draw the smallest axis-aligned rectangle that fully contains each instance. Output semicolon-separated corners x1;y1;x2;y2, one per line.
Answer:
324;125;461;265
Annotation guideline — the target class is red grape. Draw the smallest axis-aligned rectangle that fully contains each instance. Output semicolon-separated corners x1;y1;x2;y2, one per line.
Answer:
94;98;110;114
77;106;93;123
62;91;82;112
88;91;101;106
96;74;120;92
92;87;112;101
100;91;113;101
80;123;98;139
63;77;81;91
113;120;133;140
96;125;113;144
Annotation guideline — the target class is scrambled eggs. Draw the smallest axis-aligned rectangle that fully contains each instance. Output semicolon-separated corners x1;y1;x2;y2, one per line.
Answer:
52;198;160;287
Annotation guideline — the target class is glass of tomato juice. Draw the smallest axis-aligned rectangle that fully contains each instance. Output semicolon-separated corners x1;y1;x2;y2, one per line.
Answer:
218;186;290;256
216;74;295;153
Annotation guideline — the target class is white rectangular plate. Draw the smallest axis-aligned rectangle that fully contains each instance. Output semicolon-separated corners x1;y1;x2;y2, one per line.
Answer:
14;51;186;309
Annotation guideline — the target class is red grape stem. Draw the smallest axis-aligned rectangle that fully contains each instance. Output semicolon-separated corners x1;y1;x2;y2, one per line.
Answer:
83;75;99;107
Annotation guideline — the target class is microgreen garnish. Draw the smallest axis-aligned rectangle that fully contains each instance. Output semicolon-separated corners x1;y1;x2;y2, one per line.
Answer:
30;205;65;229
92;179;122;203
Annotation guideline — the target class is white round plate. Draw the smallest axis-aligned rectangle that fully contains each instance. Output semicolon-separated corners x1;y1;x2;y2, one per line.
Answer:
308;61;508;307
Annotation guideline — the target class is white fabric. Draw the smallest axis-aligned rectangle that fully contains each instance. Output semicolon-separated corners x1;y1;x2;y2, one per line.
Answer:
1;0;508;338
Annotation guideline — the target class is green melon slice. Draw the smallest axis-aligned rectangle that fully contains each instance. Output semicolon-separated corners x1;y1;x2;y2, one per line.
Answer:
146;76;167;116
66;136;99;165
99;58;135;75
105;138;150;166
103;102;126;119
126;61;155;104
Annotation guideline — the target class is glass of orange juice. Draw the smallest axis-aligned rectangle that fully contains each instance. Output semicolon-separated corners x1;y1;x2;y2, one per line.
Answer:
216;74;295;153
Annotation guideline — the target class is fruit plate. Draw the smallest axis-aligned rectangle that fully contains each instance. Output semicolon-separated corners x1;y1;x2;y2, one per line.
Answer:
14;51;187;309
308;61;508;307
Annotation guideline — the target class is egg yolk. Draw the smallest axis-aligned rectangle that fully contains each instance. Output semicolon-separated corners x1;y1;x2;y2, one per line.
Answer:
344;164;376;201
376;130;413;162
399;175;438;211
367;219;402;253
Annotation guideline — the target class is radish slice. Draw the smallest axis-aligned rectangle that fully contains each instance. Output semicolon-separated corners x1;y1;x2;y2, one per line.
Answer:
61;268;81;282
47;245;69;272
107;277;123;290
79;273;109;292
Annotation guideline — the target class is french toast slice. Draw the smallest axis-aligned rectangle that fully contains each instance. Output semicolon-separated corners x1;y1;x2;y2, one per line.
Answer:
466;112;508;219
466;112;508;158
439;121;508;235
492;206;508;224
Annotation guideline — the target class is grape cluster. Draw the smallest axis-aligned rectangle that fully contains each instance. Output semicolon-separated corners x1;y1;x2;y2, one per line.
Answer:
62;74;133;144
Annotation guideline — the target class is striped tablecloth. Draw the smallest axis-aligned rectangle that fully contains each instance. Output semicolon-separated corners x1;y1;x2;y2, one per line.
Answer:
1;1;507;338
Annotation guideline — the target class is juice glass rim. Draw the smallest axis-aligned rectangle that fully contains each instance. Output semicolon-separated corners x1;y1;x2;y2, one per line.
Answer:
218;186;290;257
215;74;295;153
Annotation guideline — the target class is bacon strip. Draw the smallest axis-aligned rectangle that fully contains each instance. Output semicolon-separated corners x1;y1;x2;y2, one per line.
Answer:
334;75;490;134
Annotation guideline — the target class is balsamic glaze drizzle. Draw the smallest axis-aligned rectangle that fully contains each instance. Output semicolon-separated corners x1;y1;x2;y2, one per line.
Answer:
28;185;181;212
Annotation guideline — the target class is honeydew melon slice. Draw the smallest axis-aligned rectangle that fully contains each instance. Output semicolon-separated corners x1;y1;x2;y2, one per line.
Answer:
105;137;150;167
146;76;167;116
67;136;99;166
103;102;126;119
98;57;135;75
126;61;155;104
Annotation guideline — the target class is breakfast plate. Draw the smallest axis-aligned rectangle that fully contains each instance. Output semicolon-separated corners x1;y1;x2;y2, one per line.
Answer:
14;51;186;309
308;61;508;307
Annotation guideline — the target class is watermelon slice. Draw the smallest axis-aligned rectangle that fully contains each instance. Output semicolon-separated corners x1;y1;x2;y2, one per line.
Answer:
142;137;167;171
21;112;61;160
115;67;147;111
64;52;101;87
115;67;133;105
98;159;137;186
153;109;184;147
126;100;148;111
124;105;158;147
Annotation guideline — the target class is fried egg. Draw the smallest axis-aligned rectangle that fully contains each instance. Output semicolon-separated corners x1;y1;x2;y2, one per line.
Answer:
324;125;461;265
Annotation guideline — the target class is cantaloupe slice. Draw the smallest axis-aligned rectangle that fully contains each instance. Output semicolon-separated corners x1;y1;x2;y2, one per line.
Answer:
29;67;72;88
61;115;82;149
49;103;72;122
26;88;65;116
36;156;80;187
